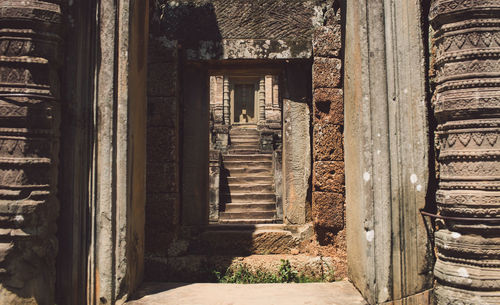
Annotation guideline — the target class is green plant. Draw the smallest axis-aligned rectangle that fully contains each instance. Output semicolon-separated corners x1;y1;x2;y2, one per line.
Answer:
211;259;337;284
276;259;298;283
215;264;279;284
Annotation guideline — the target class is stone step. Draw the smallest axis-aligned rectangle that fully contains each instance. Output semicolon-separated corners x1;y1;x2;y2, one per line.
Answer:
230;137;260;144
223;160;272;169
230;135;259;139
204;223;291;231
224;183;274;193
227;176;273;184
222;193;275;202
230;128;259;135
223;154;272;161
219;211;276;219
224;202;276;212
225;167;272;176
217;218;276;224
228;149;261;154
229;144;261;150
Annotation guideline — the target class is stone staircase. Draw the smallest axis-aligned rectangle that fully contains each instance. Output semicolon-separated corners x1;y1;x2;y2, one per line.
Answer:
219;127;277;224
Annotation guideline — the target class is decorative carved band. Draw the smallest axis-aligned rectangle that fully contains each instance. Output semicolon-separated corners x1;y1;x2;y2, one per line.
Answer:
0;1;61;304
431;0;500;303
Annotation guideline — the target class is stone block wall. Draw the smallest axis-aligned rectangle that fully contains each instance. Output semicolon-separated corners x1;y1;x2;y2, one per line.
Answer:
145;38;180;257
312;9;345;238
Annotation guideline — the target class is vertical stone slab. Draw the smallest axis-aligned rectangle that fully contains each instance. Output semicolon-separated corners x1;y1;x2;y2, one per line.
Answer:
0;1;62;304
146;36;180;266
345;0;433;304
57;0;96;302
283;99;310;224
182;65;209;226
282;63;311;225
88;0;149;304
430;1;500;304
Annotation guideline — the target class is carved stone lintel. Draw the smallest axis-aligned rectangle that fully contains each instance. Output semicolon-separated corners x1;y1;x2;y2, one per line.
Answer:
430;1;500;303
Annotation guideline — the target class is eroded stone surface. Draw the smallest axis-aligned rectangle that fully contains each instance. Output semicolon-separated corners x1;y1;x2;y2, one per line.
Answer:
313;124;344;161
312;192;344;231
313;24;342;58
313;58;342;89
313;88;344;125
0;1;62;304
313;162;344;193
150;0;321;59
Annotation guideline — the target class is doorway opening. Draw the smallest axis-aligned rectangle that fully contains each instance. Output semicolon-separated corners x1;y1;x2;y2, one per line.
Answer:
209;70;283;224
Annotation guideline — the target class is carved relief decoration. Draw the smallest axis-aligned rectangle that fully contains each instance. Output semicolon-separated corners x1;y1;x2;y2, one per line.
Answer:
0;1;61;304
430;1;500;304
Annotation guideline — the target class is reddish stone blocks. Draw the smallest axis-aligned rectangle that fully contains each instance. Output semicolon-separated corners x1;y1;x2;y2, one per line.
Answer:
313;24;342;58
313;124;344;161
313;161;345;193
312;192;345;231
313;58;342;89
312;23;344;232
313;88;344;125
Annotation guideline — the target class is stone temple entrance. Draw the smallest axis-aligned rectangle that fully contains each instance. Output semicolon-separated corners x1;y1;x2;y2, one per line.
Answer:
209;73;283;224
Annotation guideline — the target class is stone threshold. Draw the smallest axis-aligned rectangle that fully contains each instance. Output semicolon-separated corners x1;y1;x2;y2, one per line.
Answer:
127;280;367;305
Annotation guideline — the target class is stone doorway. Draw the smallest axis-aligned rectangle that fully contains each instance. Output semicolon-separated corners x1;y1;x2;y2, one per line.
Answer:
209;72;283;224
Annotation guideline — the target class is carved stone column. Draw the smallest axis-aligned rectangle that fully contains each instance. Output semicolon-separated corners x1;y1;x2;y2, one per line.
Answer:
223;76;230;125
258;77;265;125
430;1;500;304
0;1;62;303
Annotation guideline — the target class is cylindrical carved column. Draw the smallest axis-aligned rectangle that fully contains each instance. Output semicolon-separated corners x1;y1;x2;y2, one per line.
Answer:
223;76;230;125
258;77;265;124
0;1;62;303
430;1;500;304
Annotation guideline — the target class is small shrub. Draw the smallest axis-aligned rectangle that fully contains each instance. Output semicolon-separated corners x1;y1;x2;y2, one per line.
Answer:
213;259;331;284
276;259;298;283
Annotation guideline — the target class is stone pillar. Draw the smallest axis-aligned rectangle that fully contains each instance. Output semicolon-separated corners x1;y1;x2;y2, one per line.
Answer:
223;76;230;125
0;1;62;304
430;1;500;304
87;0;149;304
258;77;266;124
345;0;433;304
